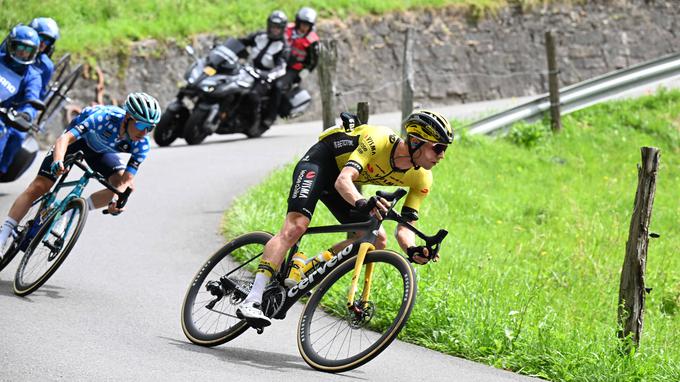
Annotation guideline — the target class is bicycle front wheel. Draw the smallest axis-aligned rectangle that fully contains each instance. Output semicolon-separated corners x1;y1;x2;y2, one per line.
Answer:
181;231;273;347
298;250;417;373
14;198;88;296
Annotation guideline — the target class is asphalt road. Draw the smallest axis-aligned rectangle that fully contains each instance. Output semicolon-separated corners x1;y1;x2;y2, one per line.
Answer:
0;99;546;382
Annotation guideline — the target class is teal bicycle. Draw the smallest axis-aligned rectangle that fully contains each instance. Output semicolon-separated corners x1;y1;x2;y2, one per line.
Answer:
0;151;130;296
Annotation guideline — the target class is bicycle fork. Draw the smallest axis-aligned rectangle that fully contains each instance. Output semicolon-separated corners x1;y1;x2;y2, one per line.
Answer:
346;242;376;313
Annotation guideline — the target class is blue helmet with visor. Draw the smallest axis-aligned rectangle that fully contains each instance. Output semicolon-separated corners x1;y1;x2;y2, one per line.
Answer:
5;25;40;65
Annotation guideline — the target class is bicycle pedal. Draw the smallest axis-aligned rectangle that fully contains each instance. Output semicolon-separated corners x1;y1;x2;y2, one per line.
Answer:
244;316;271;330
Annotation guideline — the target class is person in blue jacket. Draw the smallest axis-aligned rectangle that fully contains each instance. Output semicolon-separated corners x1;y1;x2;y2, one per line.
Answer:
28;17;60;100
0;25;42;177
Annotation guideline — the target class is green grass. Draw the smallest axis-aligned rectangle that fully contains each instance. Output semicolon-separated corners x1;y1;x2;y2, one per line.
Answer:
223;89;680;381
2;0;546;58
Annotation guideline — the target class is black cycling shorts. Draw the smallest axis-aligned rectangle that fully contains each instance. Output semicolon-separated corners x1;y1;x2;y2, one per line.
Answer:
38;140;126;182
287;141;370;224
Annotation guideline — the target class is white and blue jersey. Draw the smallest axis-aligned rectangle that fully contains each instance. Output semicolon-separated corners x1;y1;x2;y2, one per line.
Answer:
66;105;150;175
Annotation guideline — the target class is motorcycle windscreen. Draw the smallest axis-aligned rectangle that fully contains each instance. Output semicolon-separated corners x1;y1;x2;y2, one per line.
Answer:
0;61;22;103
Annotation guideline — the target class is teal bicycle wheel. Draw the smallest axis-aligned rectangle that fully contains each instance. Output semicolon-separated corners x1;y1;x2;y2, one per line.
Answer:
14;198;88;296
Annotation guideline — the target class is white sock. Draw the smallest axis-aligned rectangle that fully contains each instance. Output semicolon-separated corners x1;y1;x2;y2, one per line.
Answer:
86;197;96;211
0;217;18;247
244;273;270;305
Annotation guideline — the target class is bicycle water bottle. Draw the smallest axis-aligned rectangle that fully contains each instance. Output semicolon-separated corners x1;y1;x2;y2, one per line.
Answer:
284;252;307;287
303;250;334;273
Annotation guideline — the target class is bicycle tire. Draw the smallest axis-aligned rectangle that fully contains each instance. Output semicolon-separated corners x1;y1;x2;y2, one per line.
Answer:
0;231;23;273
50;54;71;88
38;64;83;126
13;198;88;296
0;201;47;273
297;250;416;373
181;231;273;347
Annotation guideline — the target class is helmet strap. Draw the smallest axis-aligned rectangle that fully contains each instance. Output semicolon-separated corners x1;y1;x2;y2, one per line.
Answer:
121;115;132;140
406;134;425;170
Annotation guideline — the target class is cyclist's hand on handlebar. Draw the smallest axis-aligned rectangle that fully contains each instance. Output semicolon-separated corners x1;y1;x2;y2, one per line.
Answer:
372;196;390;220
407;245;438;264
107;201;125;216
355;196;390;220
50;160;65;176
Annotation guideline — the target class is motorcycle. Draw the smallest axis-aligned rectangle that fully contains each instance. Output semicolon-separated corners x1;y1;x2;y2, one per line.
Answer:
0;100;45;183
153;38;312;147
0;60;45;183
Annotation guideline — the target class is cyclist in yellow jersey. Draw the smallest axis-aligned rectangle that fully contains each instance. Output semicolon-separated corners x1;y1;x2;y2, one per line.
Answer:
237;109;454;327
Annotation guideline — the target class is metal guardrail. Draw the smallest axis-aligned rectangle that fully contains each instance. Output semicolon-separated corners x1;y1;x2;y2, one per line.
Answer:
466;52;680;135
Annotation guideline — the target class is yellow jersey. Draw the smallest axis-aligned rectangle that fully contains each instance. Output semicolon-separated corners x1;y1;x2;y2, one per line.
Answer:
318;124;432;215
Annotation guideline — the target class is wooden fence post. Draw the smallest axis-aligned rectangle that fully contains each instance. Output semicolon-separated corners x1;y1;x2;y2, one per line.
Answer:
357;101;369;124
318;39;338;130
401;28;414;136
617;146;660;348
545;30;562;132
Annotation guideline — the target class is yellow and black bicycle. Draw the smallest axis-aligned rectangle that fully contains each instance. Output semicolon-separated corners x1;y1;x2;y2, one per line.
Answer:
180;188;447;372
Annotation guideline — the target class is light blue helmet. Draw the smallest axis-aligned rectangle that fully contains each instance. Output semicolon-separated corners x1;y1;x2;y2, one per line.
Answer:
124;92;161;125
6;25;40;65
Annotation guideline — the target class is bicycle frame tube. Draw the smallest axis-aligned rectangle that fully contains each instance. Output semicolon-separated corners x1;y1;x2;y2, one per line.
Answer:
275;218;382;317
36;169;94;245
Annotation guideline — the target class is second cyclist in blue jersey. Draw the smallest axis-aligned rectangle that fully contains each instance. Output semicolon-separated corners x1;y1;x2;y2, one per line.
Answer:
0;92;162;260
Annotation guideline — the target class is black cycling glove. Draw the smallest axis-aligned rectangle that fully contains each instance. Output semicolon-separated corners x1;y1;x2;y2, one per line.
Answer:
407;245;432;264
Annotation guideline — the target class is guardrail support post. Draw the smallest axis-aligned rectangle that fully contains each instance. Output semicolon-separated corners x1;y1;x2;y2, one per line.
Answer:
545;31;562;132
618;146;660;349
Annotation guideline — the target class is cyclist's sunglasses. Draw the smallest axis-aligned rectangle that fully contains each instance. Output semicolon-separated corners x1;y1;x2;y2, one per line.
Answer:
133;119;155;132
412;135;448;154
432;143;448;154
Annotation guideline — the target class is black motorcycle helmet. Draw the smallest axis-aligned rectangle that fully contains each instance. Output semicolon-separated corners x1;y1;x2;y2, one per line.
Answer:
267;10;288;41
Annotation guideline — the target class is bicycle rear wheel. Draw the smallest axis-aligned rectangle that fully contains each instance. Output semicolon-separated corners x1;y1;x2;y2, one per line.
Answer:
38;64;83;126
13;198;88;296
50;54;71;89
297;250;416;373
181;231;272;347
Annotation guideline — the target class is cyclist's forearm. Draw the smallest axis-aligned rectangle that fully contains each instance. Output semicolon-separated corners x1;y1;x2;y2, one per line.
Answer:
88;189;116;209
52;132;75;162
395;223;416;252
334;168;363;206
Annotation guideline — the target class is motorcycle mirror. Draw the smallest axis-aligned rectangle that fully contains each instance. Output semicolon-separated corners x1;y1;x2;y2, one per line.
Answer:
185;45;196;58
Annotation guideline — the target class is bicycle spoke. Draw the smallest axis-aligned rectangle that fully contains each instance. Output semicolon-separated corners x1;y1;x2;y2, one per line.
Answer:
181;232;272;346
298;251;416;371
14;200;88;296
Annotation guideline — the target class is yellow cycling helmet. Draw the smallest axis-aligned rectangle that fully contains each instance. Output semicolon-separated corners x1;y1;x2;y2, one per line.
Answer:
403;109;453;144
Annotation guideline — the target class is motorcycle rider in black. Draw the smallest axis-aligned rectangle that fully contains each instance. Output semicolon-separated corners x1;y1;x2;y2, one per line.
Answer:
238;10;290;128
